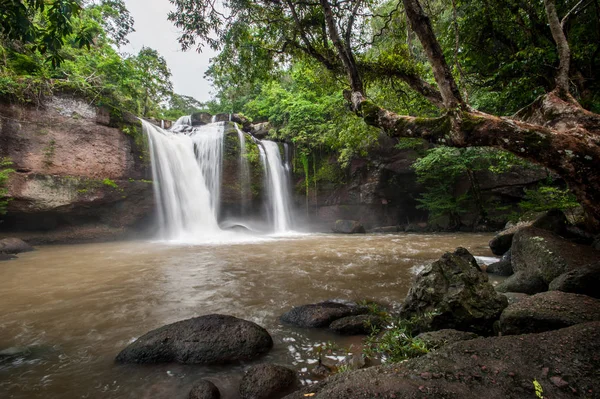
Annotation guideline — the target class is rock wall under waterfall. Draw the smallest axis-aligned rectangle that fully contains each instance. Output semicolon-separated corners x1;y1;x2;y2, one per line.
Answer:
0;96;154;243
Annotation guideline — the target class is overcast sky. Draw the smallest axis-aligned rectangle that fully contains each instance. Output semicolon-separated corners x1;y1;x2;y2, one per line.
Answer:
123;0;218;103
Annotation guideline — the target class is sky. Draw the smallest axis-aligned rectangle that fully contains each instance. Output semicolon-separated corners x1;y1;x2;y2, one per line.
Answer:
123;0;218;103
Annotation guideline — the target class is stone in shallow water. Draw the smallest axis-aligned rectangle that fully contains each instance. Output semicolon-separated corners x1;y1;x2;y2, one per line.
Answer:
239;364;298;399
115;314;273;364
280;301;368;328
0;238;34;255
328;314;384;335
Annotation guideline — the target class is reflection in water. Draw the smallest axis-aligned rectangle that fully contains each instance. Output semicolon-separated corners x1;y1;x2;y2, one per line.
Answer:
0;233;496;398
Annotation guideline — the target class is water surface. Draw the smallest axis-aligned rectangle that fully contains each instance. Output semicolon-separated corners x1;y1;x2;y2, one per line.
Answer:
0;233;497;398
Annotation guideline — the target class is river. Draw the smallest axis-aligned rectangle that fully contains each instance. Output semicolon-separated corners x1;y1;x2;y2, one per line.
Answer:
0;233;498;398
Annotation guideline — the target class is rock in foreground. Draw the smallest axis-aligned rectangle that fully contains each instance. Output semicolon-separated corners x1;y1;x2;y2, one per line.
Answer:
280;301;368;328
284;322;600;399
239;364;298;399
499;291;600;335
189;380;220;399
400;247;508;335
414;329;479;349
0;238;34;254
115;315;273;364
549;262;600;299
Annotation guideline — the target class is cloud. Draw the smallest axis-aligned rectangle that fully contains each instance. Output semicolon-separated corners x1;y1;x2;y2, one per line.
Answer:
123;0;218;103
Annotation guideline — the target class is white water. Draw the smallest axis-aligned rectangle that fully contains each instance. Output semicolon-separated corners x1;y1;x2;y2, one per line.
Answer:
262;140;293;233
143;117;295;240
143;119;223;241
235;124;251;215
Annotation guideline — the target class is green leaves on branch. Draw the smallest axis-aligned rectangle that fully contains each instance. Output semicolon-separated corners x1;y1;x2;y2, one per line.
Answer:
0;158;14;216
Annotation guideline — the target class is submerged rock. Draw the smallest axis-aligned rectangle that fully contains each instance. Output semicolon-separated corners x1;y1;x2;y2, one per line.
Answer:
239;364;298;399
399;247;508;335
328;314;384;335
115;314;273;364
189;380;220;399
0;253;17;261
283;322;600;399
499;291;600;335
332;220;366;234
414;329;479;349
0;238;34;254
280;301;368;328
549;262;600;299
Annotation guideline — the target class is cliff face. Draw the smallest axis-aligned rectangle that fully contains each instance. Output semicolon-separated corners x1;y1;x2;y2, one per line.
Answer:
0;96;154;243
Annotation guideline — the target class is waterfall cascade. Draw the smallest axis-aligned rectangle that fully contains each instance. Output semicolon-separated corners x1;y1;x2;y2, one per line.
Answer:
142;117;294;240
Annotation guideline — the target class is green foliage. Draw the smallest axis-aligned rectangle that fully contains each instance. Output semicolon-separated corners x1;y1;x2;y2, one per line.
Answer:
102;178;118;189
533;379;544;399
519;182;580;213
363;313;438;363
0;158;14;215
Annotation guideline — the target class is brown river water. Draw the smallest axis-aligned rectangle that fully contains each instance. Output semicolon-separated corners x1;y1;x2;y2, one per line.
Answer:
0;233;499;398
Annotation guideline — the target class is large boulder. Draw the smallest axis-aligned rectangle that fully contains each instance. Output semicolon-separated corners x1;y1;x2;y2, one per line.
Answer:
399;248;508;335
486;250;513;276
332;220;366;234
0;238;34;254
328;315;384;335
189;380;220;399
414;329;478;349
498;227;600;294
499;291;600;335
239;364;298;399
115;315;273;364
283;322;600;399
280;301;368;328
488;210;567;255
549;262;600;299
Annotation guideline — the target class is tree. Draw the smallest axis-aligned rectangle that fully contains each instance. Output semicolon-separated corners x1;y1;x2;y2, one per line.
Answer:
169;0;600;230
133;47;173;117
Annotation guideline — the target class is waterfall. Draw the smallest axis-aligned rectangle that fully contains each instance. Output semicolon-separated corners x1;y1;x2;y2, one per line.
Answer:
235;124;251;215
142;119;224;240
261;141;293;233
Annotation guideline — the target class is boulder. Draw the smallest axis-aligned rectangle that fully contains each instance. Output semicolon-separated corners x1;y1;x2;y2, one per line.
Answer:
328;315;384;335
496;271;549;295
486;252;513;276
488;209;567;255
414;329;478;349
189;380;220;399
239;364;298;399
283;322;600;399
115;314;273;364
399;247;508;335
505;227;600;294
280;301;368;328
191;112;213;126
499;291;600;335
0;238;34;254
549;262;600;298
500;292;530;305
332;220;365;234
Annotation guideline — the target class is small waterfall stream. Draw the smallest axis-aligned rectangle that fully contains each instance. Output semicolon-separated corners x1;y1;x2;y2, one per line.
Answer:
142;117;294;239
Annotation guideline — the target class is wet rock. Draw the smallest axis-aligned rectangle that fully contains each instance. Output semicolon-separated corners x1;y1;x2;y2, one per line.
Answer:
0;238;34;254
283;322;600;399
500;292;530;305
189;380;220;399
328;314;384;335
0;253;17;261
249;122;271;139
415;329;479;349
332;220;366;234
488;210;567;255
505;227;600;294
399;248;508;335
549;262;600;298
496;271;549;295
115;314;273;364
486;251;513;276
280;301;368;328
191;112;213;126
499;291;600;335
239;364;298;399
370;226;400;233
